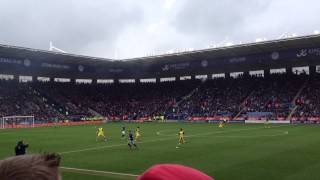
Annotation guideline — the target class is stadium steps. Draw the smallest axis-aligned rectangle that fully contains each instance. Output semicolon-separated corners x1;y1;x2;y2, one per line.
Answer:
164;85;200;119
287;106;298;120
29;85;67;118
232;90;255;120
176;86;200;106
88;108;102;117
286;79;309;120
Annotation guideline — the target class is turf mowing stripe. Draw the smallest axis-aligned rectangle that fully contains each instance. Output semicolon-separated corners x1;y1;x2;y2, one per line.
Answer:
159;130;289;138
60;125;290;155
60;166;138;180
60;136;174;154
205;131;289;138
186;125;290;138
0;132;12;135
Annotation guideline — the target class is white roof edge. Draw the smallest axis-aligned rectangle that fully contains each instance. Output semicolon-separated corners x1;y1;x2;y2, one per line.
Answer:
122;34;320;61
0;43;114;62
1;34;319;62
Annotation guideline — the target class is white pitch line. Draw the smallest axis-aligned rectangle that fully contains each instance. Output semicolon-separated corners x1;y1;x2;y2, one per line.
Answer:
60;166;138;178
60;137;174;154
160;130;288;138
158;125;289;138
206;131;289;138
186;127;289;138
60;125;290;155
0;132;13;135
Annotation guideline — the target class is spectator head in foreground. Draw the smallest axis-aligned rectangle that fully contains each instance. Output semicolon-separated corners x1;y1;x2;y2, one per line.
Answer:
0;153;61;180
138;164;214;180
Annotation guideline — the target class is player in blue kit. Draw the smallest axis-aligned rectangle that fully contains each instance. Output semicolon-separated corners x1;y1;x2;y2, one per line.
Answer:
128;130;138;149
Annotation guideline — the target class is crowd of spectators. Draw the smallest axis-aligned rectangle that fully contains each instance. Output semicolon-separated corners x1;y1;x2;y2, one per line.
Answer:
240;74;307;120
32;82;93;118
170;76;255;119
32;81;198;120
293;74;320;119
0;73;319;122
0;81;64;122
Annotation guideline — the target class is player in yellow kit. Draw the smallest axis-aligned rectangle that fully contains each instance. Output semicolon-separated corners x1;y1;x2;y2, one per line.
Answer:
218;121;224;128
178;128;185;145
265;119;271;128
96;127;106;141
219;117;227;128
135;126;141;141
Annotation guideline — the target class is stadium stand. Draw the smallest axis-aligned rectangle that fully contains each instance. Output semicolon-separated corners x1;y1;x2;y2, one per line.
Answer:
240;74;308;120
293;74;320;120
1;73;319;123
32;81;199;121
1;35;320;125
0;81;64;122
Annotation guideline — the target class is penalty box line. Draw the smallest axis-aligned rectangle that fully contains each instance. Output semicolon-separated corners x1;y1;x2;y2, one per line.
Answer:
60;125;290;155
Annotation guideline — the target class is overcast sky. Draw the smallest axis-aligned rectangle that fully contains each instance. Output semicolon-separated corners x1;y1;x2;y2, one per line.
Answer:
0;0;319;59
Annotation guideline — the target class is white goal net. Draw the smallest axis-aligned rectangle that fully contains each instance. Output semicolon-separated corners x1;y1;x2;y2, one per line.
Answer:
1;116;35;129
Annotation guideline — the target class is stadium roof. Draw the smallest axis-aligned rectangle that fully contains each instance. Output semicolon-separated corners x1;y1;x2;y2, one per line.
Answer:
0;34;320;79
0;43;114;66
124;34;320;63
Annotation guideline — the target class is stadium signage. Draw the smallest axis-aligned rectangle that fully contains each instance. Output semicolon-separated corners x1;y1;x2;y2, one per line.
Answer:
109;68;123;73
201;60;208;67
24;59;31;67
78;65;84;72
228;57;246;63
296;48;320;58
161;62;190;71
41;63;70;69
0;57;32;67
271;52;280;60
317;66;320;73
245;120;290;124
0;57;22;65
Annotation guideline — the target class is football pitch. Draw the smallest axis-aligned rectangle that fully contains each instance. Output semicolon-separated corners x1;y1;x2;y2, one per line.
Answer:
1;123;320;180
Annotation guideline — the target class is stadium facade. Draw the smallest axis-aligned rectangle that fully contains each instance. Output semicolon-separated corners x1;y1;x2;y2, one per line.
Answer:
0;34;320;81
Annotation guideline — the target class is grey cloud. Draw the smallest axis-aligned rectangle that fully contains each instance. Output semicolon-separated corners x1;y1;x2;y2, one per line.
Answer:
0;0;319;59
241;0;320;38
0;0;143;57
172;0;320;45
172;0;270;41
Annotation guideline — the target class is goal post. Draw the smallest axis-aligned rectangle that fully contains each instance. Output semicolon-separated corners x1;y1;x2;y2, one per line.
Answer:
1;116;35;129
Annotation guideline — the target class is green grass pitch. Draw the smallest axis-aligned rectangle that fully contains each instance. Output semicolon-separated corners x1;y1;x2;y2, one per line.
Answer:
1;123;320;180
